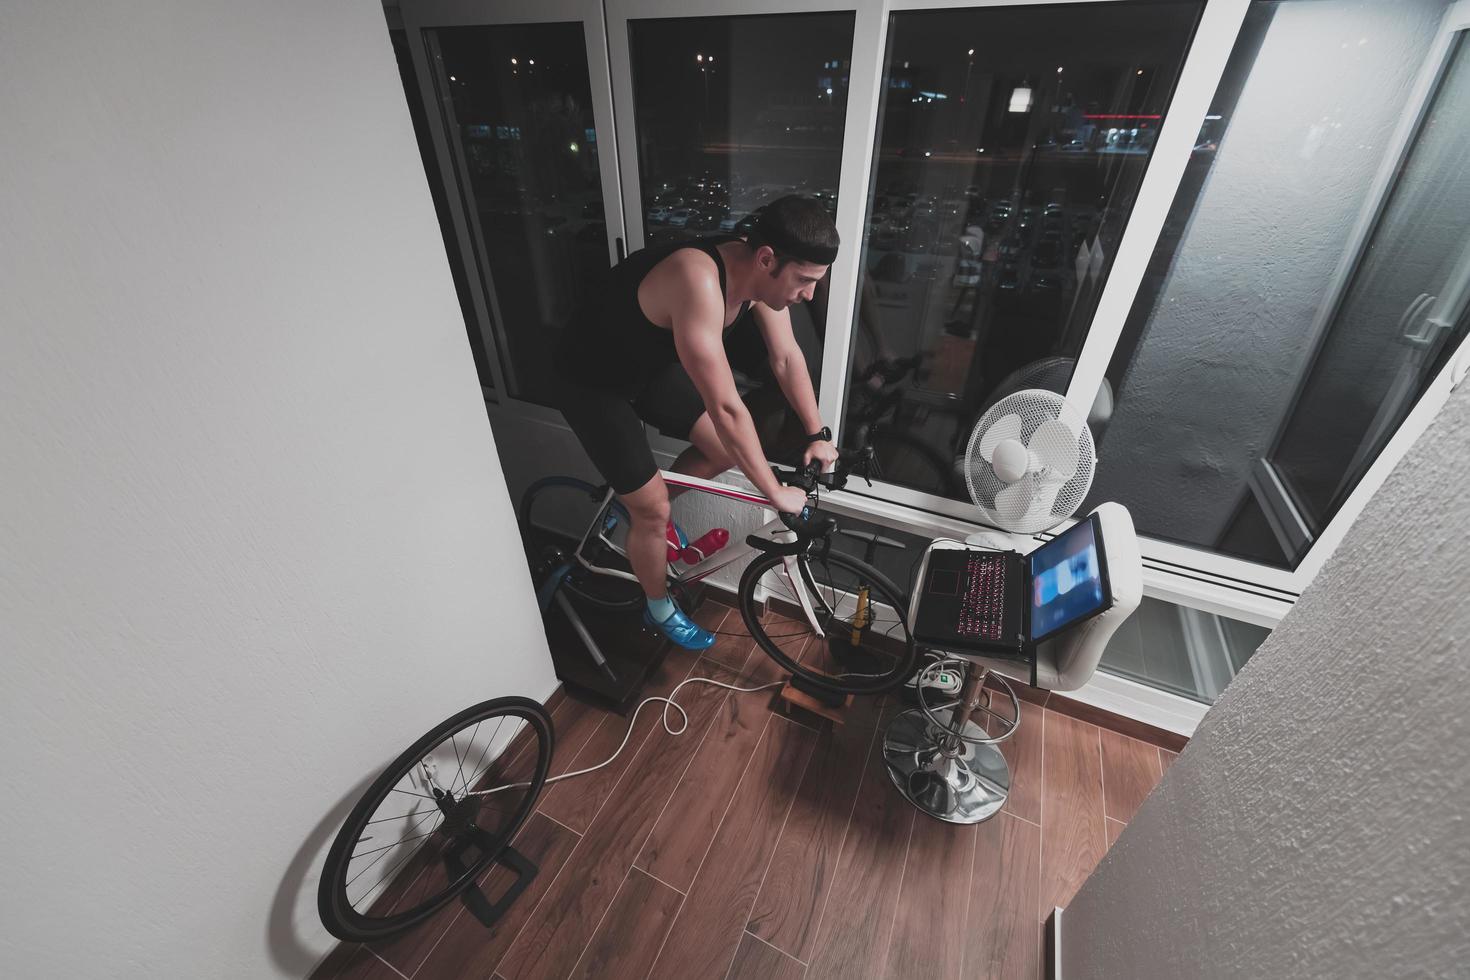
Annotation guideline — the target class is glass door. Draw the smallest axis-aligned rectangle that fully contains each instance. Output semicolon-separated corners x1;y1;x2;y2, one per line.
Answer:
1251;5;1470;576
398;0;625;410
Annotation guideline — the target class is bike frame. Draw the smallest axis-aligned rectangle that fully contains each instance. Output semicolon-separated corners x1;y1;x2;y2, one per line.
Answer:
569;469;833;638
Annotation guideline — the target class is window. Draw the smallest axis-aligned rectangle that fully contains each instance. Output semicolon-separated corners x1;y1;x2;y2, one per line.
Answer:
430;22;610;409
624;12;856;431
1100;597;1270;703
839;0;1203;500
1084;0;1466;569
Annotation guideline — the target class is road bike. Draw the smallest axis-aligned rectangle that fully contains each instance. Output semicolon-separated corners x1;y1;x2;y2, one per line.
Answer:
519;446;917;698
318;450;918;945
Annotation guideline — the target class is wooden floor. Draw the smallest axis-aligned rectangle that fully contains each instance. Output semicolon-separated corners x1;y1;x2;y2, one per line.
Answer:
316;600;1175;980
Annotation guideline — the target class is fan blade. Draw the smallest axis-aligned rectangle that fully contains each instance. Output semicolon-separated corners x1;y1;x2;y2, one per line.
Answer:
1023;478;1065;530
1027;418;1079;481
978;413;1023;463
994;478;1034;524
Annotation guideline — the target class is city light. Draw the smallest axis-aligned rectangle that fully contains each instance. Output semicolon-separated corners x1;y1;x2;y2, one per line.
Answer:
511;57;517;65
528;59;534;66
826;87;833;95
569;142;579;153
696;53;703;62
968;48;975;56
1057;66;1064;73
1009;86;1033;113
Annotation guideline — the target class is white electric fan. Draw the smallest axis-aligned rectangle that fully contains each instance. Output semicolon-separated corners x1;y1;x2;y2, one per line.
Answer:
961;389;1096;550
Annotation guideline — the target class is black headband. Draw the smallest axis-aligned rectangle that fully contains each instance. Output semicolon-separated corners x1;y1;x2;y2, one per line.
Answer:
751;210;839;266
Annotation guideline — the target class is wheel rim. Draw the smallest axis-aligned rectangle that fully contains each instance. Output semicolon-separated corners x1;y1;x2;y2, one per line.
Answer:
747;551;915;695
520;478;644;611
326;703;550;939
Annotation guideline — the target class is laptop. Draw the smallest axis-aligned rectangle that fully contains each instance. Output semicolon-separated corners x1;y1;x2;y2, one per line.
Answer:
912;514;1113;671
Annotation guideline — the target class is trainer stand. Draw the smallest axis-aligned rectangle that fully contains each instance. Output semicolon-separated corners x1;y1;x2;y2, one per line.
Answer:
535;556;702;713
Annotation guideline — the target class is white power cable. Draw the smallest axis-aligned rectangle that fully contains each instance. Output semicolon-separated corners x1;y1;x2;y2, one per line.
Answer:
467;675;786;798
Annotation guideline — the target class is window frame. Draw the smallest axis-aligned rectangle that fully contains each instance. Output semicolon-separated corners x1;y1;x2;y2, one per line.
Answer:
395;0;1470;723
1247;0;1470;585
397;0;629;406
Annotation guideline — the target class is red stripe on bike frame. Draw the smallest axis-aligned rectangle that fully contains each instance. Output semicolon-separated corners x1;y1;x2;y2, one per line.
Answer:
660;472;772;508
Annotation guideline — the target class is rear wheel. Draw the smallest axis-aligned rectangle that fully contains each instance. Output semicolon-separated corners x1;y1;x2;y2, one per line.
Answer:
518;477;647;613
317;697;552;943
738;549;916;696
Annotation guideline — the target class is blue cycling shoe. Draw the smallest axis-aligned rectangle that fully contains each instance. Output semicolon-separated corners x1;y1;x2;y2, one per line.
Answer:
642;604;716;651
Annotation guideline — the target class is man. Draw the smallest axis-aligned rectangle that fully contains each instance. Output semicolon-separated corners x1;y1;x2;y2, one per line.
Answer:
556;196;840;650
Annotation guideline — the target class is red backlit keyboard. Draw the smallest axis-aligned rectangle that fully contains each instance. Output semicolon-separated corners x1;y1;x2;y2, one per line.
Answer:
957;553;1008;641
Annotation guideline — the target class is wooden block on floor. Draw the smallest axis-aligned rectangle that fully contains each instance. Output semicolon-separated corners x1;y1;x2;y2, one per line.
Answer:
778;680;854;725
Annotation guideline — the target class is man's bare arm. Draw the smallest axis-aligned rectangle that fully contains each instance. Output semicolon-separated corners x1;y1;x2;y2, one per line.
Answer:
753;302;838;469
670;277;791;503
752;302;823;436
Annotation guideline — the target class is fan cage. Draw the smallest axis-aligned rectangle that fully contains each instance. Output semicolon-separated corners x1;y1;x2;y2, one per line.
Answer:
964;389;1095;534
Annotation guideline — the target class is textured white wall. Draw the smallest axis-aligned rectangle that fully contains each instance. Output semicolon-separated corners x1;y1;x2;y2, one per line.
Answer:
0;2;556;977
1059;382;1470;978
1091;0;1444;545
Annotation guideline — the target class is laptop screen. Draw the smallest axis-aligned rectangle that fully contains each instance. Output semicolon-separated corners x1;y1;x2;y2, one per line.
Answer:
1027;514;1111;643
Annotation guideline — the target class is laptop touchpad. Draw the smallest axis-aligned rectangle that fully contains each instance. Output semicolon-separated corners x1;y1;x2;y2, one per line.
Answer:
928;569;960;596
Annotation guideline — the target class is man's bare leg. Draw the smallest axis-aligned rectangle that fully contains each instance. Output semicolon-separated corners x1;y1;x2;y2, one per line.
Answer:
670;412;735;482
619;470;713;650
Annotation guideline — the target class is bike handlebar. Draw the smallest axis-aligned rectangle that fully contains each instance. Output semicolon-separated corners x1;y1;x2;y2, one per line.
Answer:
768;447;875;539
858;354;927;386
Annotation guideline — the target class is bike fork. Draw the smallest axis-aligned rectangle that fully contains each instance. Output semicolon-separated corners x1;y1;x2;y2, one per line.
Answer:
781;555;827;639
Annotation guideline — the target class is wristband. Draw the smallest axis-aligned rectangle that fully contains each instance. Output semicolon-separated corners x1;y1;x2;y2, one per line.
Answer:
806;426;832;445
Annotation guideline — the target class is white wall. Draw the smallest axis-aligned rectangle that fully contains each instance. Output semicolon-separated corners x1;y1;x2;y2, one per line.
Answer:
0;2;556;977
1058;382;1470;977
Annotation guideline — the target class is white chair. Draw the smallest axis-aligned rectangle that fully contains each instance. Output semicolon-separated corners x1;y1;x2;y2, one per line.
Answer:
883;502;1143;823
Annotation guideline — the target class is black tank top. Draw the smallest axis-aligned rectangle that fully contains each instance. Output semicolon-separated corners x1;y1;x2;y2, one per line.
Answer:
558;235;751;398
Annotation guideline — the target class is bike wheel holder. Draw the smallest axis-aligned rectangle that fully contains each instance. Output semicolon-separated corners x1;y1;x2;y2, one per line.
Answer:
443;836;539;930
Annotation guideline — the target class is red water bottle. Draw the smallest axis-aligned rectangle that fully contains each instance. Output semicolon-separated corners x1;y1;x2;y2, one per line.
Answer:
681;527;730;565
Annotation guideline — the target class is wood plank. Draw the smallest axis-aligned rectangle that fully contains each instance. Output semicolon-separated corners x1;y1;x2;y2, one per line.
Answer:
803;738;917;980
536;642;709;833
648;716;818;980
637;651;787;892
326;946;400;980
964;812;1041;980
1099;728;1161;824
496;658;742;980
1045;691;1188;752
545;688;613;780
308;940;363;980
1039;712;1106;914
409;813;581;979
746;711;878;961
1105;817;1125;847
883;813;975;980
998;698;1044;825
1159;747;1179;775
695;603;756;673
567;868;684;980
728;932;807;980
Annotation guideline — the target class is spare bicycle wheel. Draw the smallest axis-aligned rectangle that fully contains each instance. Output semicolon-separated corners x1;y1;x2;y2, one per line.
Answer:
318;697;552;943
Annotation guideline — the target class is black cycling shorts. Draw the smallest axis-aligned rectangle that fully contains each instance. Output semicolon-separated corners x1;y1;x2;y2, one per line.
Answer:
558;362;710;495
